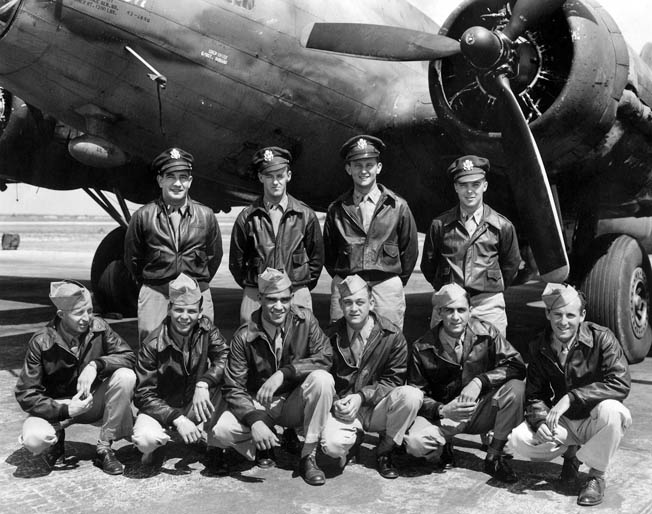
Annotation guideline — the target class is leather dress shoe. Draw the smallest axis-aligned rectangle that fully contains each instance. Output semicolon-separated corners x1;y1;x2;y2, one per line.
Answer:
94;447;124;475
42;429;65;468
484;454;518;483
256;449;276;468
438;442;456;470
376;452;399;479
577;476;605;506
560;455;581;481
299;454;326;486
204;447;229;476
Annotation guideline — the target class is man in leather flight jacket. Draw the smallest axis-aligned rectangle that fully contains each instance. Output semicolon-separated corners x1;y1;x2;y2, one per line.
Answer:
509;283;631;507
421;155;520;335
323;135;418;330
124;147;223;342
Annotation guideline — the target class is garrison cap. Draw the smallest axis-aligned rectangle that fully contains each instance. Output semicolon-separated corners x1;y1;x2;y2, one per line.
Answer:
49;280;92;311
541;283;581;310
258;268;292;295
448;155;489;182
340;135;386;161
151;147;194;175
337;275;369;298
169;273;202;305
252;146;292;175
432;283;469;309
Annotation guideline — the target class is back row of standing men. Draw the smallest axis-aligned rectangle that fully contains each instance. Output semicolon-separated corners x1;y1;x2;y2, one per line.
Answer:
15;136;632;508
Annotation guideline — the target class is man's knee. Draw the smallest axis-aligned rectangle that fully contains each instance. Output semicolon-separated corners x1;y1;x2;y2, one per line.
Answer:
303;370;335;393
593;399;632;429
108;367;137;390
20;417;58;455
210;411;243;448
132;415;169;454
390;385;423;410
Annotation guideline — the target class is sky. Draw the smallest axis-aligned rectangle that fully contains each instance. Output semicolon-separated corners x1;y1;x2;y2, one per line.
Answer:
0;0;648;216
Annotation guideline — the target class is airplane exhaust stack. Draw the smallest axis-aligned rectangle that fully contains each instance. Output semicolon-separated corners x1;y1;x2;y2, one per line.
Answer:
68;135;127;168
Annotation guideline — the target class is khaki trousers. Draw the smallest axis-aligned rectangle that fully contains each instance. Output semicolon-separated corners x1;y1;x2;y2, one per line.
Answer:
138;283;214;343
404;379;524;460
239;285;312;324
19;368;136;455
321;385;423;460
508;399;632;472
330;275;405;330
211;370;334;460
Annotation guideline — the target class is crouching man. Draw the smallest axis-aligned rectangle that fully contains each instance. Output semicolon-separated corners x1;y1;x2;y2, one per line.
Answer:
320;275;421;479
404;283;525;483
509;283;632;506
132;273;229;473
212;268;334;485
15;281;136;475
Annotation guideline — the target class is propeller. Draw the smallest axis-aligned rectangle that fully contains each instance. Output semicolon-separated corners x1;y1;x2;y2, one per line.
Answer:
302;0;569;282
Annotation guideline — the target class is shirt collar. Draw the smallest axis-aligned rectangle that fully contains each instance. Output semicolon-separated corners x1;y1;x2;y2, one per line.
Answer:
264;195;288;212
346;315;374;343
438;325;464;352
261;315;283;341
460;204;483;224
353;185;381;205
166;200;189;216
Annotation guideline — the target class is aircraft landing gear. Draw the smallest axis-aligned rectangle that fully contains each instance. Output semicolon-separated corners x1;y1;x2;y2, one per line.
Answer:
85;187;138;317
580;234;652;363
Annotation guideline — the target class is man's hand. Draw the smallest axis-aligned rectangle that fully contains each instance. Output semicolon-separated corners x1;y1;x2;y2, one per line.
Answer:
256;371;284;407
76;362;98;397
68;390;93;417
458;378;482;403
442;398;477;422
191;383;214;423
250;420;279;451
333;394;362;422
533;422;562;445
546;394;571;431
173;415;202;444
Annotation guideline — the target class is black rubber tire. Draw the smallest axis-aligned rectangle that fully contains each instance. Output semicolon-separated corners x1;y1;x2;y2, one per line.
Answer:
90;226;138;317
580;234;652;363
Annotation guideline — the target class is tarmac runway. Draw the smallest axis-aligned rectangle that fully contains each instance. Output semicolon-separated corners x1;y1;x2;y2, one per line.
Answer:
0;246;651;514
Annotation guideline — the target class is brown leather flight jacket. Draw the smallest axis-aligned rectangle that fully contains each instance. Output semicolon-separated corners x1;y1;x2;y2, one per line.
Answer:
124;197;223;290
326;312;407;407
524;322;631;431
421;204;520;295
15;317;136;422
222;306;332;427
408;318;526;422
229;194;324;290
323;185;418;285
134;317;229;427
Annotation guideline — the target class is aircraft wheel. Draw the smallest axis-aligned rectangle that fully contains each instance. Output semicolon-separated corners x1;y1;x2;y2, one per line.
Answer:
580;234;652;363
90;227;138;317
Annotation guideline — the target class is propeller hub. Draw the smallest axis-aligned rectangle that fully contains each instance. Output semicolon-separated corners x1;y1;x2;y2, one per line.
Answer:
460;26;503;70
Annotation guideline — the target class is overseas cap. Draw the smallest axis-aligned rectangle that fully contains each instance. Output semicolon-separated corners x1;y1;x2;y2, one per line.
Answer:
151;147;194;175
448;155;489;182
252;146;292;175
169;273;202;305
340;135;386;161
49;281;92;311
337;275;369;298
432;283;468;309
541;283;581;310
258;268;292;295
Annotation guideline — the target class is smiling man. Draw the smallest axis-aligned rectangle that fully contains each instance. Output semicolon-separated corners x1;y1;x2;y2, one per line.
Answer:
229;146;323;323
509;283;632;506
125;147;223;342
15;281;136;475
323;135;418;330
421;155;520;335
404;283;525;483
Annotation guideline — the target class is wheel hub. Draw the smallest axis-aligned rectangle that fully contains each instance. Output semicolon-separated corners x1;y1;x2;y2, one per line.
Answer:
630;267;649;338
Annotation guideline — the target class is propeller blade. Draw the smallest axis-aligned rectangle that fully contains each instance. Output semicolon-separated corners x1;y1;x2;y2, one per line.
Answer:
301;23;460;61
503;0;567;41
494;74;569;282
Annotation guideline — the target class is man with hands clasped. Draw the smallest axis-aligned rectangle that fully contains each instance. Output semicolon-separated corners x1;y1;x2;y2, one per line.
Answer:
404;283;525;482
15;281;136;475
132;273;229;474
509;283;632;506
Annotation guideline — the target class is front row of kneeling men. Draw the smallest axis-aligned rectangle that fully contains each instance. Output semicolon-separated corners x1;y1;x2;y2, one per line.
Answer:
15;272;631;507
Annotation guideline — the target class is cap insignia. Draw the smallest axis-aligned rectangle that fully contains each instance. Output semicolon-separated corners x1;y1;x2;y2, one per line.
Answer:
356;138;368;150
462;159;474;171
170;148;181;159
263;149;274;162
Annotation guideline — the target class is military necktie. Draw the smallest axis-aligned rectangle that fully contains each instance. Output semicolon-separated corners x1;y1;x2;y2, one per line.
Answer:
169;208;181;245
463;213;477;236
350;331;364;366
559;342;570;367
454;338;463;363
274;328;283;365
358;196;374;232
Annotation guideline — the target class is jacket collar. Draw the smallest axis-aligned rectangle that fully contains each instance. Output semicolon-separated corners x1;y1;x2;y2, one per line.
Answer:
245;306;306;343
250;194;303;216
340;184;397;208
45;315;107;351
420;317;487;358
155;316;211;350
539;322;594;354
440;204;502;230
156;196;195;216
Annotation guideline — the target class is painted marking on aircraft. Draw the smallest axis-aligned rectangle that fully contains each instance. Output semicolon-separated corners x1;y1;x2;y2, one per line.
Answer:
222;0;255;11
74;0;119;16
201;49;229;65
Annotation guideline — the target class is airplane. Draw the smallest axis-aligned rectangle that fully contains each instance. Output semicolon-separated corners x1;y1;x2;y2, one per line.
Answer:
0;0;650;363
